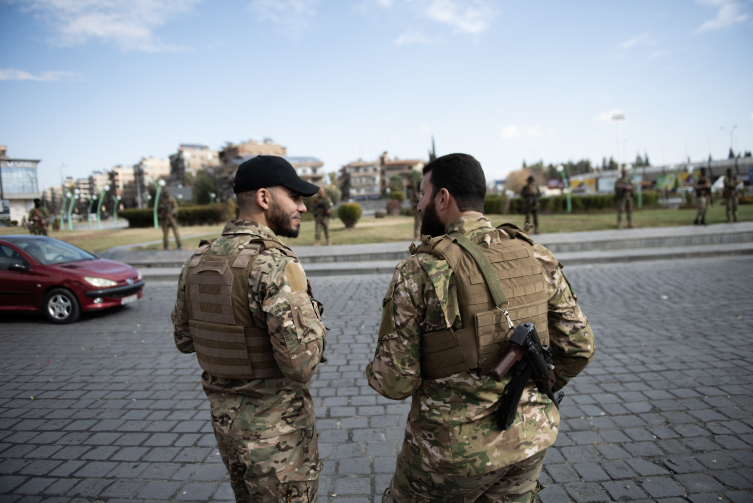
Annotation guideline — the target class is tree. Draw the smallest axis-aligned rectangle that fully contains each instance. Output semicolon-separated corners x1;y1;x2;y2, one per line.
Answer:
327;171;339;186
644;151;650;166
388;175;403;193
194;170;218;205
428;136;437;162
729;148;735;159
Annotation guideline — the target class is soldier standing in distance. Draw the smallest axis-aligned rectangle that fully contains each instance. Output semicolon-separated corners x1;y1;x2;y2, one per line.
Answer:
614;168;635;229
411;182;421;240
28;198;49;236
520;175;541;234
158;187;182;250
312;188;332;246
367;153;595;503
723;168;741;223
171;156;326;502
694;167;712;226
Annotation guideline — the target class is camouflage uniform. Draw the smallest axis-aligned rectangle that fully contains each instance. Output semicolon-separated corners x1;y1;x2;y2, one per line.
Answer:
614;174;634;229
313;195;332;245
172;220;326;502
366;215;595;503
27;207;49;236
159;195;182;250
694;174;711;225
723;174;741;223
520;183;541;234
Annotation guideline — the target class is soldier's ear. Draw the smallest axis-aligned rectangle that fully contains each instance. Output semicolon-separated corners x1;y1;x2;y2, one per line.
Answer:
256;189;272;210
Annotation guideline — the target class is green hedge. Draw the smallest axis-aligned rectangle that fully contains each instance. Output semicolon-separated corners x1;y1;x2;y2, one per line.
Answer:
485;192;660;215
121;203;231;228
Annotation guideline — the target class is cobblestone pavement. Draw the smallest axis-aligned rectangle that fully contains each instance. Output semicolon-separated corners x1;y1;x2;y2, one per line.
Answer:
1;255;752;503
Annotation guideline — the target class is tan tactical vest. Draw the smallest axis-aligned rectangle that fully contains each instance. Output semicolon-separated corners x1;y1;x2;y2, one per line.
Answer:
185;237;294;380
414;224;548;379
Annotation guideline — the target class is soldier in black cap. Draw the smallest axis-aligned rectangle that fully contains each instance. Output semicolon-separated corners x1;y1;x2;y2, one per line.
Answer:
172;156;328;502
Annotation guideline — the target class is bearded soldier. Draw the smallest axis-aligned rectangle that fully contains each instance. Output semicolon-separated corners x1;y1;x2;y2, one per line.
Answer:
367;153;595;503
723;168;741;223
694;167;712;226
172;156;327;502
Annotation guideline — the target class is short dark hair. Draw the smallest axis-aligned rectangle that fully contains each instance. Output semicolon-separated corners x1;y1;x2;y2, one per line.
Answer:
423;153;486;212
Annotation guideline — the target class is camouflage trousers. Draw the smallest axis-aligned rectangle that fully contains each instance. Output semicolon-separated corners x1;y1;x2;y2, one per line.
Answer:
695;195;709;222
161;216;181;249
211;419;321;502
315;217;329;241
524;208;538;234
617;197;632;225
384;448;548;503
725;196;738;222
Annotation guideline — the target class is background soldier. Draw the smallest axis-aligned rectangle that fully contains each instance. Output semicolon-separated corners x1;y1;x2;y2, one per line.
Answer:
367;153;595;503
694;167;712;226
313;188;332;246
520;175;541;234
158;187;182;250
171;156;326;502
614;168;635;229
411;181;421;240
723;168;741;223
28;198;49;236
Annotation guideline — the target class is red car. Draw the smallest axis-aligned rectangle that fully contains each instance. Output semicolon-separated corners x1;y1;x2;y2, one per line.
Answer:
0;235;145;324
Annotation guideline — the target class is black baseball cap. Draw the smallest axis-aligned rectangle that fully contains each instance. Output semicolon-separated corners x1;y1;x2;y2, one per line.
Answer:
233;155;320;196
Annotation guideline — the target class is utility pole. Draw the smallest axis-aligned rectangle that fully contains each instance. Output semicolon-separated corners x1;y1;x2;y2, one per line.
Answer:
612;113;625;170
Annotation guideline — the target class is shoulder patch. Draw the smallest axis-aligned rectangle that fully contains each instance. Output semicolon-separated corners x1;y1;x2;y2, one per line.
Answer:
285;261;307;292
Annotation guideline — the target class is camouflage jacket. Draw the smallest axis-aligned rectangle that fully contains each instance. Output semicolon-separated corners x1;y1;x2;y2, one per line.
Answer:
694;175;711;196
159;197;179;221
314;196;332;219
171;220;327;439
520;184;541;208
723;175;741;198
366;214;595;475
614;176;633;198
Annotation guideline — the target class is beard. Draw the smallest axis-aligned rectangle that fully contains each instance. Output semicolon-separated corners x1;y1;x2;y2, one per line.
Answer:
420;199;446;238
267;198;301;238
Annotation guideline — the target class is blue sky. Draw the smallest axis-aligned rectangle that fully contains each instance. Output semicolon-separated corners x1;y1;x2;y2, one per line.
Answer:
1;0;751;189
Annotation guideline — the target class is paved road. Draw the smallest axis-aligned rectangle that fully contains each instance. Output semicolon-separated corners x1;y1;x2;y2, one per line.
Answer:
1;256;752;502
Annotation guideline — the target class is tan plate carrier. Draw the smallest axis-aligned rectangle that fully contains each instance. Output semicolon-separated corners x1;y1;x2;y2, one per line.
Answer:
185;237;295;380
414;224;549;379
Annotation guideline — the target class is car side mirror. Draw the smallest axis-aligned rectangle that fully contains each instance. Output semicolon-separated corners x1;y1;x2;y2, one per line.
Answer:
7;263;29;272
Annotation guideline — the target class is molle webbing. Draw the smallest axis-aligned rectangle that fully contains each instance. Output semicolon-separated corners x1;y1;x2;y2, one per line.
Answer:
417;228;549;379
186;237;293;380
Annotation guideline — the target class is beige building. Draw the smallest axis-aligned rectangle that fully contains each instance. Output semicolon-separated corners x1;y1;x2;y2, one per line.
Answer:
380;152;424;193
338;160;381;200
288;157;325;186
219;139;287;167
169;145;219;183
110;166;137;208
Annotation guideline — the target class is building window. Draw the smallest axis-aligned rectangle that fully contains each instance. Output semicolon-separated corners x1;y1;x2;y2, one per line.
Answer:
1;167;38;194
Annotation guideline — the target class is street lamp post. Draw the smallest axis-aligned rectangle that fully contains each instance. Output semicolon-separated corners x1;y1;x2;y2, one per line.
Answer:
556;165;571;214
612;113;625;171
721;125;737;156
68;189;79;230
152;179;166;229
112;195;122;225
97;185;110;230
209;192;216;204
59;192;68;228
88;194;98;228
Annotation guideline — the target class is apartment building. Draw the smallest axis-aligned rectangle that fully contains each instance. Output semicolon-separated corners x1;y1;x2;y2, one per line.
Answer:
288;156;325;186
169;144;220;183
338;160;381;200
0;146;41;224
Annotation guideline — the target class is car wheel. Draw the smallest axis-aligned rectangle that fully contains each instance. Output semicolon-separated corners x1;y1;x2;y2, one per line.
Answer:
43;288;81;324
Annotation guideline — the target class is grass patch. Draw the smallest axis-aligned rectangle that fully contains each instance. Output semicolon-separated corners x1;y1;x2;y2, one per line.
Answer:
3;204;750;253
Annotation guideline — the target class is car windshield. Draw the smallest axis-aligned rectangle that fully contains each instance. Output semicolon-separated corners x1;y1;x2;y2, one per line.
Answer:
9;237;95;265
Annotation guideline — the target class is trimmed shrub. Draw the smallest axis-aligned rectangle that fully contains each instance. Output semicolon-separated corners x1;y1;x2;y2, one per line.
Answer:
337;203;362;228
400;206;414;217
375;211;386;218
391;191;405;203
386;199;401;216
121;203;231;228
507;191;661;215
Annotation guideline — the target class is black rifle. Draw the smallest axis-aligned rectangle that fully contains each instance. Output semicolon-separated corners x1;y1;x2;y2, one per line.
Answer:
491;323;564;430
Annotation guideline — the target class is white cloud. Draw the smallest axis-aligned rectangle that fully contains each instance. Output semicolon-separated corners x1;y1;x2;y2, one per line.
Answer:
620;32;655;49
593;109;625;123
250;0;317;37
12;0;197;52
500;125;548;140
695;0;749;33
0;69;81;81
394;30;434;45
421;0;495;34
